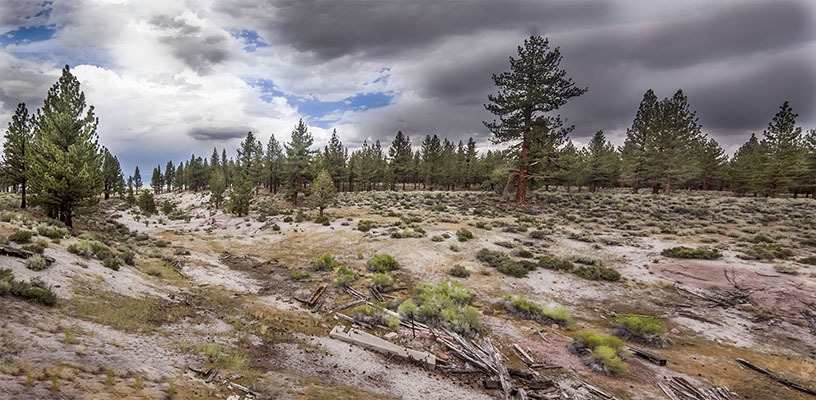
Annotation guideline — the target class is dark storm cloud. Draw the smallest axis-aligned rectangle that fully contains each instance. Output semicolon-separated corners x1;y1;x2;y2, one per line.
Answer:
0;65;54;113
150;15;229;74
223;0;612;60
188;126;254;141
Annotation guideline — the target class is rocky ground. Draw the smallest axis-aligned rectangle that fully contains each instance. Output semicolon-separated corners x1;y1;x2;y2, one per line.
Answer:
1;189;815;399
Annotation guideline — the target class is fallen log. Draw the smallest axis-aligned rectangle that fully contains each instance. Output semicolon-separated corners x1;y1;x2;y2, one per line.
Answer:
0;244;56;264
308;285;327;305
735;358;816;395
228;382;261;397
513;343;535;365
328;298;366;314
626;345;667;366
580;380;617;400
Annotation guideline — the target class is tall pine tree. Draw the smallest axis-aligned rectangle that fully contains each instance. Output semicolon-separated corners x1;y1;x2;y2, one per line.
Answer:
284;119;314;205
760;101;803;197
1;103;32;208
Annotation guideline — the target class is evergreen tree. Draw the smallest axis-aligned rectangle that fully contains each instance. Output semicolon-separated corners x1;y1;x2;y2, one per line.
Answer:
126;176;135;206
164;160;175;191
209;168;226;209
420;135;442;188
101;149;122;200
311;169;337;217
646;89;703;195
484;35;587;203
760;101;803;197
0;103;31;208
284;119;314;205
323;129;347;191
729;133;766;196
28;65;104;226
267;135;283;193
228;171;253;216
151;165;164;194
803;129;816;197
388;130;412;190
697;137;726;190
174;162;184;191
133;166;142;191
582;130;617;192
464;137;478;189
552;141;582;191
621;89;659;193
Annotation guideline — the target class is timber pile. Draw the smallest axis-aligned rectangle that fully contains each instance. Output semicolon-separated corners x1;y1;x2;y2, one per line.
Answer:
656;377;737;400
626;345;667;366
0;244;56;265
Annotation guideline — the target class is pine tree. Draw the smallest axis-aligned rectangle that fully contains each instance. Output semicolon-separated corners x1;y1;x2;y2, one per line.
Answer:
388;130;412;190
0;103;31;208
28;66;104;226
164;160;175;191
803;129;816;198
622;89;659;193
267;135;283;194
464;138;478;189
126;176;135;206
420;135;442;188
552;141;582;191
133;166;142;191
729;133;766;196
323;129;347;191
209;168;226;209
484;35;587;203
151;165;164;194
101;149;122;200
646;89;703;195
174;162;184;191
284;119;314;205
582;131;617;192
311;169;337;217
228;171;253;216
760;101;803;197
697;137;726;190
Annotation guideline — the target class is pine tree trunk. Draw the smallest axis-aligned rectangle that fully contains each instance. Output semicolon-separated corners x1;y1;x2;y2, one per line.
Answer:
20;182;26;209
632;175;640;194
293;181;298;205
589;182;596;193
664;175;672;195
703;168;710;191
516;134;530;204
63;207;72;228
319;207;324;217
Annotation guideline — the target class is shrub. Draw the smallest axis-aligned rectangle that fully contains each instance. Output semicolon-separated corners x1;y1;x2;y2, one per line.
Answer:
456;228;473;242
290;269;310;280
353;304;399;329
68;241;94;258
283;216;293;223
476;248;528;277
514;248;534;258
504;295;571;326
36;224;68;240
741;244;794;260
530;230;547;239
120;250;136;266
25;254;48;271
572;331;623;350
616;314;666;336
799;256;816;266
334;266;357;287
410;281;481;336
90;241;113;260
357;220;377;232
371;272;394;290
591;346;628;375
9;230;33;244
22;239;48;254
271;224;280;231
475;221;492;230
103;256;121;271
367;254;400;272
538;255;574;272
572;265;621;281
430;235;444;242
570;254;601;266
448;265;471;278
311;254;338;272
137;191;157;215
0;270;57;306
661;246;721;260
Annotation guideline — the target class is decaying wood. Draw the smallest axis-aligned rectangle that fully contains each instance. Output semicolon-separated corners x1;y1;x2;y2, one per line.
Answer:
229;382;261;397
308;285;327;305
627;345;667;366
657;381;681;400
370;286;385;302
328;298;366;314
736;358;816;395
580;380;617;400
484;338;512;400
0;244;55;264
513;343;535;365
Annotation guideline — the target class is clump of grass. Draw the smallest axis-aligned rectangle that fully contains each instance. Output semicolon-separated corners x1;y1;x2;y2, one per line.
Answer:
504;294;571;327
9;230;33;244
572;265;621;281
476;248;530;278
741;244;794;260
22;239;48;254
311;254;338;272
530;230;547;239
391;229;424;239
194;343;249;372
36;223;68;240
371;272;394;291
571;331;628;376
67;240;94;258
357;220;377;232
616;314;666;336
25;254;48;271
366;254;400;272
568;231;595;243
591;346;628;376
334;266;357;287
448;264;470;278
70;291;189;333
661;246;721;260
0;269;57;306
290;269;310;280
408;281;481;336
538;255;574;271
456;228;473;242
430;235;444;242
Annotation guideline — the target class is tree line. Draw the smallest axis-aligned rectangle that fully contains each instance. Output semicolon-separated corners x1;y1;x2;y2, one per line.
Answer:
2;38;816;227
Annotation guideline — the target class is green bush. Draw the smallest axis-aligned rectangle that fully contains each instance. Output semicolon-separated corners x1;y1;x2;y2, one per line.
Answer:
25;254;48;271
36;223;68;240
137;191;157;215
430;235;444;242
311;254;338;272
0;270;57;306
456;228;473;242
591;345;628;375
410;281;481;336
357;220;377;232
504;295;571;326
367;254;400;272
741;244;794;260
538;255;574;272
353;303;399;329
68;240;94;258
290;269;310;280
103;256;122;271
661;246;721;260
514;248;534;258
616;314;666;336
476;248;529;277
371;272;394;290
530;230;547;239
334;266;357;287
9;230;32;244
573;331;623;350
799;256;816;265
22;239;48;254
572;265;621;281
448;265;471;278
120;250;136;266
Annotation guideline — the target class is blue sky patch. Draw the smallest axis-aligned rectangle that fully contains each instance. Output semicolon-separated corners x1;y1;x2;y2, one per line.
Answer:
0;24;57;46
250;78;393;128
228;29;269;52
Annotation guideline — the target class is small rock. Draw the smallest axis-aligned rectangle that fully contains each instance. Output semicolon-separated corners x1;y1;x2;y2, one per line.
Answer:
419;331;432;340
435;350;450;361
670;328;680;334
551;324;559;330
383;332;398;341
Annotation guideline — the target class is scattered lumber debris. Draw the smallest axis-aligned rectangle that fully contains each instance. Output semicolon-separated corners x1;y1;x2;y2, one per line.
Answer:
657;377;737;400
328;298;366;314
512;343;535;366
329;325;437;369
369;286;385;302
626;345;667;366
0;244;55;265
344;286;369;301
736;358;816;396
580;380;617;400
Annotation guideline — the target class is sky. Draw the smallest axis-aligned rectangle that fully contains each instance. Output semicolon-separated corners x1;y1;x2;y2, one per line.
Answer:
0;0;814;175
